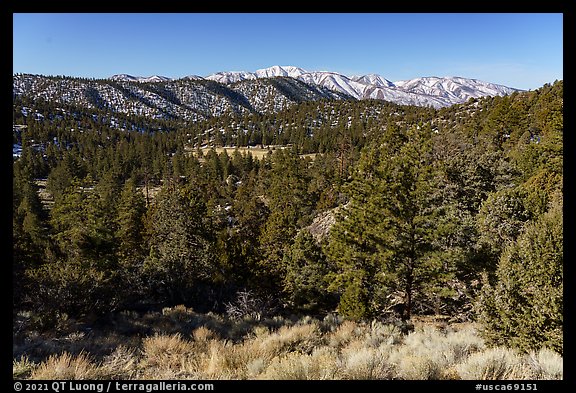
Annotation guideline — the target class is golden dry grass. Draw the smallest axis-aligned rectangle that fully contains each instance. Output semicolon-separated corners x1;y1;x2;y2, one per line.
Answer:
190;146;317;161
30;352;102;380
15;307;563;381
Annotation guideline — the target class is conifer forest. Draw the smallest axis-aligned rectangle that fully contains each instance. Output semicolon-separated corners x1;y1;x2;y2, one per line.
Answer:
13;78;563;380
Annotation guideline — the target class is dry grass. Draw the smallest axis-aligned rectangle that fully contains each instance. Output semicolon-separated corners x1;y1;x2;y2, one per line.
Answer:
100;346;138;379
256;321;323;356
190;146;317;161
15;307;563;380
139;333;197;377
192;147;273;161
527;347;563;380
456;347;525;380
13;356;36;379
30;352;102;380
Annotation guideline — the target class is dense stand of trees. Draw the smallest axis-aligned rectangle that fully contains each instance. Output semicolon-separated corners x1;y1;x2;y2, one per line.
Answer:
13;81;563;354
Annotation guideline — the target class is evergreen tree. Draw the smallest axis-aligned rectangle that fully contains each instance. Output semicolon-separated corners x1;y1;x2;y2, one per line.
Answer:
115;177;146;266
144;184;216;304
226;172;269;290
49;178;88;261
258;149;313;294
45;160;74;201
476;186;535;268
13;168;48;308
283;230;336;312
327;124;450;320
477;193;563;354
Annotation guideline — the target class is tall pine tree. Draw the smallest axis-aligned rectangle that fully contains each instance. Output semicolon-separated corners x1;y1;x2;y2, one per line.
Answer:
327;124;450;320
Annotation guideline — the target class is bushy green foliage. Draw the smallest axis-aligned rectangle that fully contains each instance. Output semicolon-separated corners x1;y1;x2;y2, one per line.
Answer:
326;124;459;320
115;177;147;265
143;184;217;304
477;194;563;354
283;230;336;312
26;259;119;323
12;80;562;345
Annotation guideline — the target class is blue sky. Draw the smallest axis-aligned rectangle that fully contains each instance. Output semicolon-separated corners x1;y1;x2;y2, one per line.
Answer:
13;13;563;90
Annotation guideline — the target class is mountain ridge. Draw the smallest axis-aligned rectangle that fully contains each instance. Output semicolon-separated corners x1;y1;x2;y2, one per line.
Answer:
110;65;520;108
13;65;521;122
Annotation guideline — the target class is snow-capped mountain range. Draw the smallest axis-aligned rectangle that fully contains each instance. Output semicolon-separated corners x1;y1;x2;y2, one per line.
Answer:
13;66;520;123
13;72;349;121
110;65;520;108
110;74;171;83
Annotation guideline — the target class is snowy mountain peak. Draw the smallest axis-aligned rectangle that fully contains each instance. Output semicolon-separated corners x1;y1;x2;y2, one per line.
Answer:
108;66;519;108
110;74;139;82
202;66;519;108
393;76;518;103
183;75;204;80
110;74;171;83
254;65;308;79
141;75;171;83
205;71;257;84
352;74;396;88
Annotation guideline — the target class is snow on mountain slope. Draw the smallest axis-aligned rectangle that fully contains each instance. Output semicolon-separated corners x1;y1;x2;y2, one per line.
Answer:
14;73;354;122
254;65;307;79
362;85;449;108
140;75;172;83
110;74;140;82
205;71;257;84
393;76;519;103
20;66;519;120
111;74;172;83
205;66;308;83
184;75;204;80
351;74;396;88
204;66;520;108
297;72;367;99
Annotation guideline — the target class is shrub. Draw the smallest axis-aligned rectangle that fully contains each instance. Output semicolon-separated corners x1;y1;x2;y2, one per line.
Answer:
526;347;563;380
389;325;485;380
140;333;196;372
259;348;339;380
30;352;102;380
257;322;323;356
25;260;118;325
477;199;563;354
225;290;274;321
456;347;523;380
13;356;36;379
327;320;360;348
101;346;138;380
392;353;442;380
340;345;393;379
363;320;403;347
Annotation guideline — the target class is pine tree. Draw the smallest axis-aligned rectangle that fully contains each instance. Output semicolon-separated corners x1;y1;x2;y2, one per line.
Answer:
283;230;336;312
115;177;146;266
45;160;73;202
258;149;313;294
49;178;88;261
13;167;48;308
144;184;216;304
476;186;534;267
327;124;449;320
226;172;269;290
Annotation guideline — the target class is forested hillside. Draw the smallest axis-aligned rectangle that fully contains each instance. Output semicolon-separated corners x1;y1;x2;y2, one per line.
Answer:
13;80;563;374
